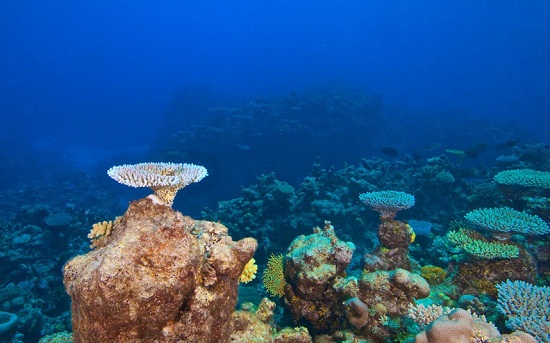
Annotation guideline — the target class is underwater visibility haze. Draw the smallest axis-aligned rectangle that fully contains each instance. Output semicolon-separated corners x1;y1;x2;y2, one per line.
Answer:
0;1;549;342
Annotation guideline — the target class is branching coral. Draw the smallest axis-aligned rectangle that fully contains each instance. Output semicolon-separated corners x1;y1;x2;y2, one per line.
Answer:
88;219;119;249
496;280;550;343
446;228;520;259
107;162;208;206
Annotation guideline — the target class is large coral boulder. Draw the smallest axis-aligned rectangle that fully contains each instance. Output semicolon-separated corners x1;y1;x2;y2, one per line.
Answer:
284;222;355;333
63;198;257;343
453;247;537;296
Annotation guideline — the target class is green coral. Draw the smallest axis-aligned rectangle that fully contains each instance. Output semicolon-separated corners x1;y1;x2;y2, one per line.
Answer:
446;229;519;259
464;207;549;235
494;169;550;188
262;253;287;297
38;332;73;343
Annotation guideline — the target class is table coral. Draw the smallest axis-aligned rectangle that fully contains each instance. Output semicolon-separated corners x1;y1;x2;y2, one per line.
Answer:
464;207;549;235
107;162;208;206
494;169;550;189
359;190;415;220
63;197;256;343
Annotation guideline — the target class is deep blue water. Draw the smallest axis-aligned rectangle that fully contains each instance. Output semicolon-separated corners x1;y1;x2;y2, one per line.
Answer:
1;0;549;215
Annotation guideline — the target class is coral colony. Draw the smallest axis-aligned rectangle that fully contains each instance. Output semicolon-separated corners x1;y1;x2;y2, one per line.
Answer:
52;162;549;343
5;147;550;342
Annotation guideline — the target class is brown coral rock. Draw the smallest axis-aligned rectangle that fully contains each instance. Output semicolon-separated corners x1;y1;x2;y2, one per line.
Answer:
377;219;413;249
453;247;537;296
354;269;430;342
231;298;312;343
63;198;256;343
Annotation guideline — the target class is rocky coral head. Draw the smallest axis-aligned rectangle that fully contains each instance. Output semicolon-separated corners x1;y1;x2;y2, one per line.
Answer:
107;162;208;206
359;190;415;219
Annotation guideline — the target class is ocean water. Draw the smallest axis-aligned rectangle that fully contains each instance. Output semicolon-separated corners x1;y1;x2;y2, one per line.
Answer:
1;1;549;342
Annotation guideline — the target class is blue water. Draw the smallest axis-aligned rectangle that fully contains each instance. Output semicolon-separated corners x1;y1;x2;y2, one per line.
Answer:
2;1;549;213
1;1;550;341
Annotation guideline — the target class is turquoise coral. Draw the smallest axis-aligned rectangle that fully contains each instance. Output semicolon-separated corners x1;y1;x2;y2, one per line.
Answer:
464;207;549;235
359;190;415;219
494;169;550;189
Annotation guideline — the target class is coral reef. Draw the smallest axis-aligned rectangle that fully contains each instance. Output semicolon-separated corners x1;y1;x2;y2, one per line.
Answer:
63;197;256;342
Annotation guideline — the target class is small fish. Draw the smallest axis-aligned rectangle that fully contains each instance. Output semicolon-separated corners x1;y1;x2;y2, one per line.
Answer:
445;149;467;160
381;147;399;157
494;140;518;150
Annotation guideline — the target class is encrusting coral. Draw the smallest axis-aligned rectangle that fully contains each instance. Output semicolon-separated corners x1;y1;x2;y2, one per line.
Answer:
63;196;257;342
283;221;355;332
230;298;312;342
107;162;208;206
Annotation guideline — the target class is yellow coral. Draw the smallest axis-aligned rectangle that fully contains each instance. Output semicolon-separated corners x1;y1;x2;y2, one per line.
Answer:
240;258;258;283
262;254;287;298
88;219;117;249
421;265;448;285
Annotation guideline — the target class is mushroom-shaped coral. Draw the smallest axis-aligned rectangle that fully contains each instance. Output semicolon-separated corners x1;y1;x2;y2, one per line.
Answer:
359;190;415;219
107;162;208;206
